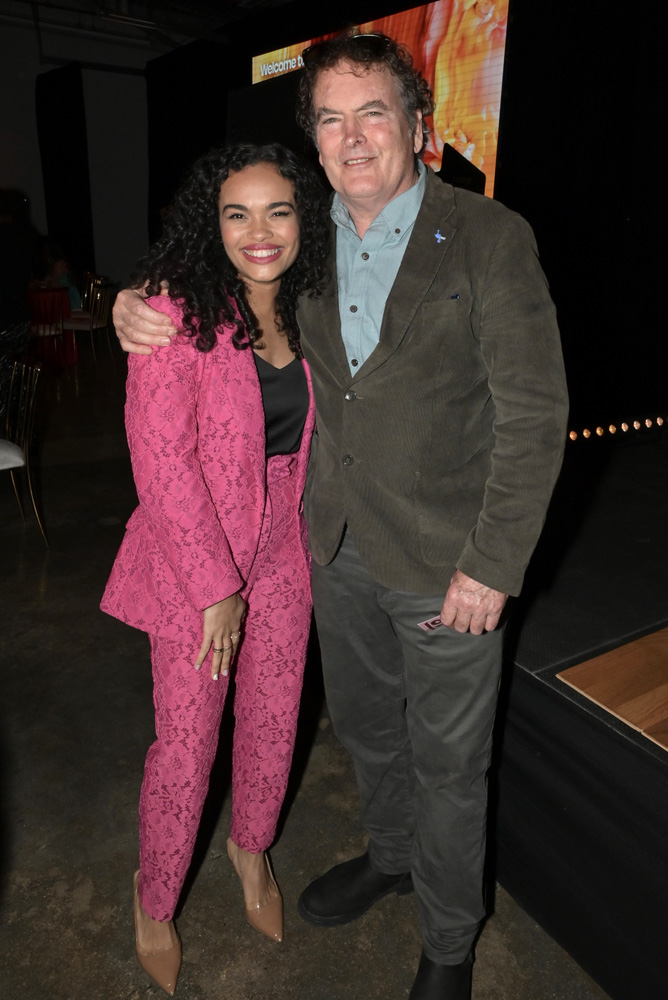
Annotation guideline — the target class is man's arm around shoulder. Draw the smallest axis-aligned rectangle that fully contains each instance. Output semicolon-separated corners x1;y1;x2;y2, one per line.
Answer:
114;286;177;356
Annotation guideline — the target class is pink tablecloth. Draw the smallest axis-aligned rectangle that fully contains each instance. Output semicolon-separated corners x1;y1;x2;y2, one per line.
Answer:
27;285;77;367
27;285;72;325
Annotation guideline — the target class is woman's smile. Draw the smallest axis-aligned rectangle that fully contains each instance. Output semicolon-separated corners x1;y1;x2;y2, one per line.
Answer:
219;163;301;288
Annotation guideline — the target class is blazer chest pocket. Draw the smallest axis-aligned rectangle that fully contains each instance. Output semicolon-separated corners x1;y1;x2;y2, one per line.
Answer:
418;298;486;388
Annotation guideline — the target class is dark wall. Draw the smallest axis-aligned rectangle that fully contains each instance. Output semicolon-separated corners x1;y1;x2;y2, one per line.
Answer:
144;40;246;240
226;71;308;159
35;63;95;274
495;1;665;424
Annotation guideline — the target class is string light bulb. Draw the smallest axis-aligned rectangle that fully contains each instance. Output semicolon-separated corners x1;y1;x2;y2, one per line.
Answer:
567;414;665;441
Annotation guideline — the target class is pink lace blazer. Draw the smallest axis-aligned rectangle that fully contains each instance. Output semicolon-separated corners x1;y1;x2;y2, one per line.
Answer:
101;295;315;640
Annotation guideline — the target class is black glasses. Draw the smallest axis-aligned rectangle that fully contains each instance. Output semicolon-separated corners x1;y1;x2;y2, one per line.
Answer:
301;32;392;70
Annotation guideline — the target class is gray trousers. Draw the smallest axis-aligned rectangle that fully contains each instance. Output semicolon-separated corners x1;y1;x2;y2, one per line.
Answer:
311;531;503;964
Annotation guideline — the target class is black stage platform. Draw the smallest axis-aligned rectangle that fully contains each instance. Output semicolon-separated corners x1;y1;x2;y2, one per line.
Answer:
494;432;668;1000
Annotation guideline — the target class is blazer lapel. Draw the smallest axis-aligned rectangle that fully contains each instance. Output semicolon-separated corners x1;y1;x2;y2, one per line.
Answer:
296;360;316;486
300;177;459;384
298;223;351;388
356;171;458;378
214;326;266;476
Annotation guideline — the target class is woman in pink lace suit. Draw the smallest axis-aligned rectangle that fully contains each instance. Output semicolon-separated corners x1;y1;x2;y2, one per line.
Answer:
101;143;329;995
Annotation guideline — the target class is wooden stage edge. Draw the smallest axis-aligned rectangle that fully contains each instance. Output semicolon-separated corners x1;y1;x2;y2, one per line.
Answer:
557;627;668;752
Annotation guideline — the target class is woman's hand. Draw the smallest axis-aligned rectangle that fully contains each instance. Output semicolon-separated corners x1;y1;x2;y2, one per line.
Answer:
113;287;178;355
195;592;247;680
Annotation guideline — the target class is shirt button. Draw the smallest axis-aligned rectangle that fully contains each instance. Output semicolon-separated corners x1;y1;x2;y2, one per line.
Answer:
395;228;401;234
342;455;354;466
350;304;358;313
344;390;357;401
351;359;359;367
361;252;369;260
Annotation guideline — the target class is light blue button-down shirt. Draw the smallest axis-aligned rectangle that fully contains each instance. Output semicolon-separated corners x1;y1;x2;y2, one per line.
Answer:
331;160;427;376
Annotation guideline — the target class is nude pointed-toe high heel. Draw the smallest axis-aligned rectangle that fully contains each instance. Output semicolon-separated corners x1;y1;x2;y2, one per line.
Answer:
227;838;284;943
133;871;182;996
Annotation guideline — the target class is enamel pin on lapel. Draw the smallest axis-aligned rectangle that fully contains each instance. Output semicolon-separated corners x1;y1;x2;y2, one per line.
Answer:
434;230;446;243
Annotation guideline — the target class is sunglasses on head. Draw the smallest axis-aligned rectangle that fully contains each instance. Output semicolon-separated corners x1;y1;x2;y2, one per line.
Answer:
301;32;392;69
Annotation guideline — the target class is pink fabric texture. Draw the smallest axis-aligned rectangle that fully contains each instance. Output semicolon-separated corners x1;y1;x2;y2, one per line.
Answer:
139;456;311;921
101;295;315;638
100;297;315;921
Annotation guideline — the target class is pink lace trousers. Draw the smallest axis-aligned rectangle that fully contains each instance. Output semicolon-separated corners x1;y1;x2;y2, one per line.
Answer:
137;454;311;921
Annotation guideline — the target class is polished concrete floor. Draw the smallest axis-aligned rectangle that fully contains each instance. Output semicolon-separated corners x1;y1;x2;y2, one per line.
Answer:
0;340;610;1000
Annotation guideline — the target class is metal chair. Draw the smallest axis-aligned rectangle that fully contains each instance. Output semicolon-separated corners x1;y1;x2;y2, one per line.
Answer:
62;282;115;365
0;358;48;546
79;271;98;312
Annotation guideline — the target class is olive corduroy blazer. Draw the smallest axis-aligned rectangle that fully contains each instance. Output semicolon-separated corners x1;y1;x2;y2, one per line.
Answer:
297;169;569;597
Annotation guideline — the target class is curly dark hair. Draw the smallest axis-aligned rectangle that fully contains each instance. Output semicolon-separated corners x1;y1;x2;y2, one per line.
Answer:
296;32;434;153
134;143;330;355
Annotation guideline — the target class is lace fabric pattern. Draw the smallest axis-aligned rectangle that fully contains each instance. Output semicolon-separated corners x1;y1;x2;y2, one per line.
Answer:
100;295;315;639
139;457;311;922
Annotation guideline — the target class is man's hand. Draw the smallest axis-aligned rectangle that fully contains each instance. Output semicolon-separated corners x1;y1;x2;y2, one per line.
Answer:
440;570;507;635
113;287;177;355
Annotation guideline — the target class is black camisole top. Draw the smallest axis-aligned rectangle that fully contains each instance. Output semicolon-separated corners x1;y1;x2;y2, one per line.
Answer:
253;352;309;457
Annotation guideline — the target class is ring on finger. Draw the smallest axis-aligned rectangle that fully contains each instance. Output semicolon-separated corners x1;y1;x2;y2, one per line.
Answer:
230;632;241;640
222;645;232;651
212;647;225;654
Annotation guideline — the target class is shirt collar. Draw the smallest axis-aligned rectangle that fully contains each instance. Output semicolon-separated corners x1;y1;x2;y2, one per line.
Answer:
330;159;427;240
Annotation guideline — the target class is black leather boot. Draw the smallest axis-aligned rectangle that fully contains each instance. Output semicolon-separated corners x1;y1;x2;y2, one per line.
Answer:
297;852;413;926
409;951;473;1000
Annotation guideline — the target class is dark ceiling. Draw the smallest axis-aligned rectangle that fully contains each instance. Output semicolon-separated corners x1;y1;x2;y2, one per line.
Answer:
1;1;423;58
0;0;303;52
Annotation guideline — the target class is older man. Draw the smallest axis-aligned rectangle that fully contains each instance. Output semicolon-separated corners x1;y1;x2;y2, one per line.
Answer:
114;33;567;1000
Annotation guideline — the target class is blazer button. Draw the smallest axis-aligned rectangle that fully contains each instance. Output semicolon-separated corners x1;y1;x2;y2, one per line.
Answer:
344;390;357;401
342;455;354;466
